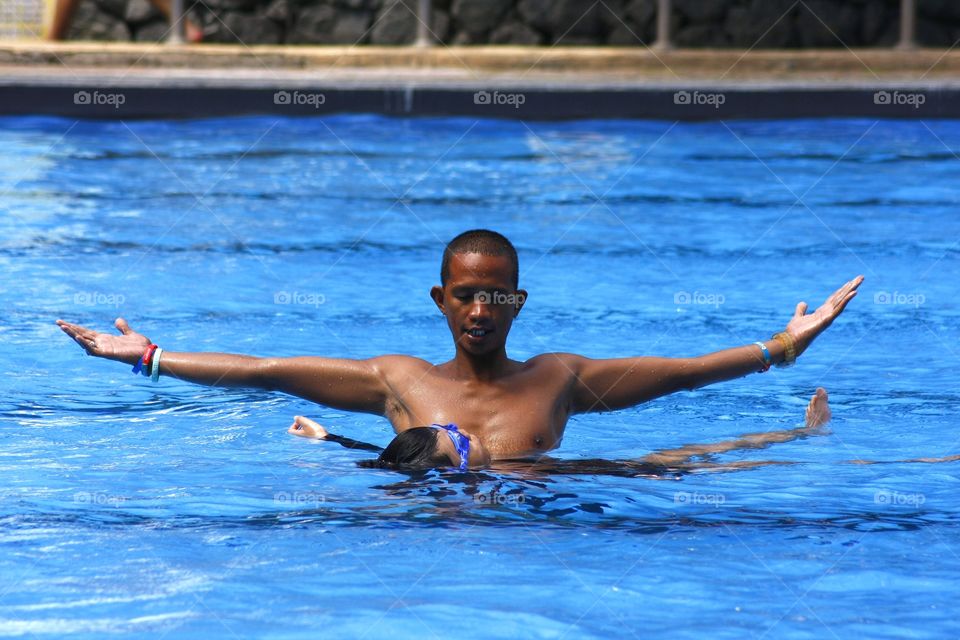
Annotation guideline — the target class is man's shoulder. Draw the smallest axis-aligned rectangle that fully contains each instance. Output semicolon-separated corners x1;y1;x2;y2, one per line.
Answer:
524;352;588;370
368;354;433;374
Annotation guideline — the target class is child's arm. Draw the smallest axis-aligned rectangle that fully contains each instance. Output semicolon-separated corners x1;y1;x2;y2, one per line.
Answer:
288;416;382;452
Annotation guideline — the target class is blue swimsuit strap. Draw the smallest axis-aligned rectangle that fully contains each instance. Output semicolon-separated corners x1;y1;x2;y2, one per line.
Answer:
431;423;470;471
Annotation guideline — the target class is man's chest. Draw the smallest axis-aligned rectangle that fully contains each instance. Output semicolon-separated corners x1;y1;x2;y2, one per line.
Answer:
388;370;573;454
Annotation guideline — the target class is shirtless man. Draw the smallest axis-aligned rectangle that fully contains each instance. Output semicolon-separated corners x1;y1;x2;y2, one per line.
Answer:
285;387;833;472
56;229;863;461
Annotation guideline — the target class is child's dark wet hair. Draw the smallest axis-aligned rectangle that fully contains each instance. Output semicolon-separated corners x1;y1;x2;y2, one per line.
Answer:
358;427;448;469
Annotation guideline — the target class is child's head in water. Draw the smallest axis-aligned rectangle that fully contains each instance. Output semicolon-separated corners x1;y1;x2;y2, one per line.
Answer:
365;424;491;470
290;416;491;470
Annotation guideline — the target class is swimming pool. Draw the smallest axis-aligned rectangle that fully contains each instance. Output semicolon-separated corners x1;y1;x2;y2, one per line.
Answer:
1;114;957;638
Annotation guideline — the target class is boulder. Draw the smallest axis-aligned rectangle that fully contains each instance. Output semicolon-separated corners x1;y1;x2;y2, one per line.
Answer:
873;17;899;47
624;0;656;28
201;0;262;11
204;10;284;43
607;19;653;45
288;4;372;43
369;0;417;44
429;7;451;43
675;22;729;47
517;0;605;41
336;0;377;9
124;0;163;25
449;29;474;44
451;0;512;38
489;18;544;45
918;0;960;23
861;0;892;44
674;0;728;24
916;16;954;47
795;0;863;47
554;35;602;45
264;0;290;24
725;1;797;48
133;18;170;41
93;0;128;21
68;0;131;40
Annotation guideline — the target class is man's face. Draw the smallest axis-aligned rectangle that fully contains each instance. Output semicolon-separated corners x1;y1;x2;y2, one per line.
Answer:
431;252;526;356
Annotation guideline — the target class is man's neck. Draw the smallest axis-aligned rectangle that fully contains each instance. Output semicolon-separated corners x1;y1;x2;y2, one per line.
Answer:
447;346;515;382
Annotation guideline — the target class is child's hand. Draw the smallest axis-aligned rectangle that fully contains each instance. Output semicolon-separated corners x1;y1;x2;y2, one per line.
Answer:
288;415;329;439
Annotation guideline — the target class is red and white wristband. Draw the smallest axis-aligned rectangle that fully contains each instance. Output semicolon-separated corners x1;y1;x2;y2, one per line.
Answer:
132;344;163;382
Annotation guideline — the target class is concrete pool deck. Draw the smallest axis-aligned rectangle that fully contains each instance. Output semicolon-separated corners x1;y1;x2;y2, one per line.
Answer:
2;42;960;119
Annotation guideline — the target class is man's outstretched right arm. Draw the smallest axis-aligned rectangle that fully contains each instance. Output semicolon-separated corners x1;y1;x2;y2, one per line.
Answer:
56;317;390;415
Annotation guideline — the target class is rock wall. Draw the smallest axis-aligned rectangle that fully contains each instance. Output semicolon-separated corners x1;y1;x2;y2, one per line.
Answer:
65;0;960;47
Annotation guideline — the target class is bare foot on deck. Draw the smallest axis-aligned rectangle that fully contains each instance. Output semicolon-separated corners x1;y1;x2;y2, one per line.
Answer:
804;387;831;429
288;415;328;439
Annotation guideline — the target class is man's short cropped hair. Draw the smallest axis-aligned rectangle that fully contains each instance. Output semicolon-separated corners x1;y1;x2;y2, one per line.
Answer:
440;229;519;289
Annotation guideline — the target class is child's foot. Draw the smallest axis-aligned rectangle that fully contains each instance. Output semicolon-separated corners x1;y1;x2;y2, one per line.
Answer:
288;415;328;439
804;387;831;429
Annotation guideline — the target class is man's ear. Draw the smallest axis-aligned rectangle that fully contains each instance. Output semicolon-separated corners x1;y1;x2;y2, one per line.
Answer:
514;289;528;317
430;285;445;314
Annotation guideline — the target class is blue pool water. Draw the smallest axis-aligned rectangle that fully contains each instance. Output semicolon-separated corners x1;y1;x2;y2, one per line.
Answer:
0;115;957;638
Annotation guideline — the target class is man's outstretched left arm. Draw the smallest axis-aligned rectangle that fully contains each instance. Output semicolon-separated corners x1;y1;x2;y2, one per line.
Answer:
566;276;863;413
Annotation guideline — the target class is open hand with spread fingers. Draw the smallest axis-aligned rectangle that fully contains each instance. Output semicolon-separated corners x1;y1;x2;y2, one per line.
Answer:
56;317;151;365
784;275;863;359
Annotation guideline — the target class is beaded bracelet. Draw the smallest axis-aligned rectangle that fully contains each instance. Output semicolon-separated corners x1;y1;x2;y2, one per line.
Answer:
753;341;772;373
772;332;797;368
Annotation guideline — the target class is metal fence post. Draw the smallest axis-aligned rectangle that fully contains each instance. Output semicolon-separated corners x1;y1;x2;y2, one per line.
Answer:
653;0;672;50
897;0;915;49
414;0;432;47
166;0;185;44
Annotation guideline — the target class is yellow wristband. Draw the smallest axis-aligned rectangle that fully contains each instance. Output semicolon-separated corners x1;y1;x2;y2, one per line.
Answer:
772;332;796;367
